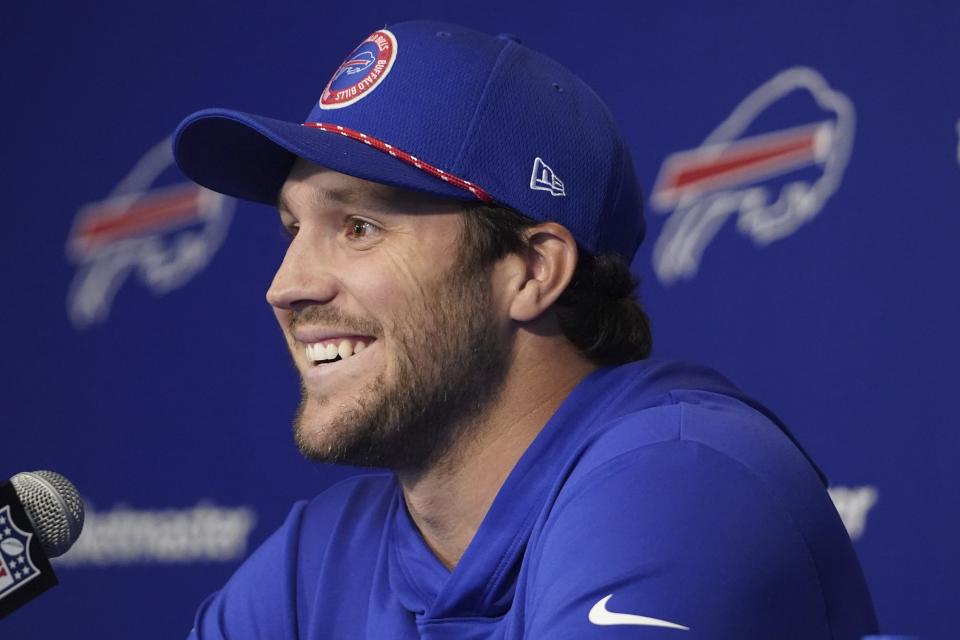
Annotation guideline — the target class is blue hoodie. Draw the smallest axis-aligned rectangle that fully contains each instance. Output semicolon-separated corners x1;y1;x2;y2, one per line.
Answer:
188;359;877;639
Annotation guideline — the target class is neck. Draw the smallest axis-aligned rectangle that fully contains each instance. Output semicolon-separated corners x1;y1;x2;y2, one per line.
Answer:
398;334;596;569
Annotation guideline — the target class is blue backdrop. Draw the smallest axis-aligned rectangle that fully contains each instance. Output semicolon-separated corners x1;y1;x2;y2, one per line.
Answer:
3;1;958;637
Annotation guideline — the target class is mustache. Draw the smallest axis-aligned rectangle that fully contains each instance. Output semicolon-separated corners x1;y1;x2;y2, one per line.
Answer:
289;305;383;338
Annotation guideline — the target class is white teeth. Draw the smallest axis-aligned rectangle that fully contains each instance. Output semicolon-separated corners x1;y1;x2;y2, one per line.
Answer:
304;339;371;364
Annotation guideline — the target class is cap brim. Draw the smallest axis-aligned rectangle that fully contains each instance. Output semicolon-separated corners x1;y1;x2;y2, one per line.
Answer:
173;108;473;206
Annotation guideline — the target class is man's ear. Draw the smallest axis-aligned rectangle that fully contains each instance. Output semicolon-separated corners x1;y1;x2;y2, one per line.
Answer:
508;222;578;322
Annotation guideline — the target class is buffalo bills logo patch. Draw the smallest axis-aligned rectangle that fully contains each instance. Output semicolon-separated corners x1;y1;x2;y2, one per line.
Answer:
320;29;397;110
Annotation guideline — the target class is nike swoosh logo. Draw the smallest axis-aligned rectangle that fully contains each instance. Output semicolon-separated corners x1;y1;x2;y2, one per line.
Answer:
588;594;689;630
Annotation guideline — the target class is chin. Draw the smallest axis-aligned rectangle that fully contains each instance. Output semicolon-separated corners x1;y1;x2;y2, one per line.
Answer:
291;395;341;458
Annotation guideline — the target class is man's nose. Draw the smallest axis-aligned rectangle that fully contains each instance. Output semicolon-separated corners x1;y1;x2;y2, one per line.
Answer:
266;236;338;310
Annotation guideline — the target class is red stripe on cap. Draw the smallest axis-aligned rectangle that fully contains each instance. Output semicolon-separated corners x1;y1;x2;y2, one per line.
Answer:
302;122;493;203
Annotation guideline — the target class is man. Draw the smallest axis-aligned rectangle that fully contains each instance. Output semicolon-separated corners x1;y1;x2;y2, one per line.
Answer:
174;20;877;639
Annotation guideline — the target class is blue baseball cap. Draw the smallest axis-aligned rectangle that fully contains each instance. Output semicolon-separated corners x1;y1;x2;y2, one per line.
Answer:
173;20;645;258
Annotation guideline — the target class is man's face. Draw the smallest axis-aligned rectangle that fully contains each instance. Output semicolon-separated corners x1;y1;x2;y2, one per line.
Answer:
267;159;512;472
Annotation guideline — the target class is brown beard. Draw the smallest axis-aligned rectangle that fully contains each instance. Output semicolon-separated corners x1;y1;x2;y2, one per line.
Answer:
291;257;511;474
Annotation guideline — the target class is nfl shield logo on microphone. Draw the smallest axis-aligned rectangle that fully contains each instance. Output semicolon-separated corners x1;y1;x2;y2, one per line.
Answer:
0;505;40;599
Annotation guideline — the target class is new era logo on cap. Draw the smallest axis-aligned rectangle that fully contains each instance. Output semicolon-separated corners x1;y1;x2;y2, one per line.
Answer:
530;157;566;196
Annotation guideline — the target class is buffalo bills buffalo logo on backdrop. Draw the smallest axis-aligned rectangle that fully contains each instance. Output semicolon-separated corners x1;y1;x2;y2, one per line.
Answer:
650;67;855;284
65;137;235;328
320;29;398;110
0;505;40;599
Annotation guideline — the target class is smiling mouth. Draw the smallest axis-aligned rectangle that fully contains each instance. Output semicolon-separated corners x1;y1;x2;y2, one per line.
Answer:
304;337;375;366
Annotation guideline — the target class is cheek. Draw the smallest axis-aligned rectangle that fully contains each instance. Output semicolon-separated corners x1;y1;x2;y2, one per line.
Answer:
333;255;423;347
361;249;437;310
348;263;406;312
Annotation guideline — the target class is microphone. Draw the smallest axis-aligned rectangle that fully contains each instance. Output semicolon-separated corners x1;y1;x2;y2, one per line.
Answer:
0;470;85;618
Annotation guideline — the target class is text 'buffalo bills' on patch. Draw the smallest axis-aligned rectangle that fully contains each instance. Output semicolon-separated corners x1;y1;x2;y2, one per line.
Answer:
320;30;398;110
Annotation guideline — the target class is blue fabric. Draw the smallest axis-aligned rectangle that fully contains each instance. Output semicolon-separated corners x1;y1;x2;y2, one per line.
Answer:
173;20;645;258
187;360;877;639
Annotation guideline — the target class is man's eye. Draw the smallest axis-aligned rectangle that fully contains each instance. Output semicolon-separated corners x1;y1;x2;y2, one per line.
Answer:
282;222;299;239
346;219;379;240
